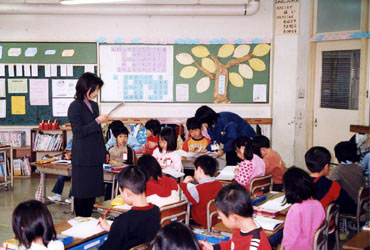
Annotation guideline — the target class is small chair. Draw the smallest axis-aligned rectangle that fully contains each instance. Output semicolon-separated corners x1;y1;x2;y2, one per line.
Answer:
160;200;189;226
339;185;370;232
326;203;340;250
250;175;272;197
313;221;328;250
206;199;220;232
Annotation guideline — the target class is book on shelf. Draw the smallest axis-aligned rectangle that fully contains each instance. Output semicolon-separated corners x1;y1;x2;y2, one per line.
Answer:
33;133;63;151
0;131;26;147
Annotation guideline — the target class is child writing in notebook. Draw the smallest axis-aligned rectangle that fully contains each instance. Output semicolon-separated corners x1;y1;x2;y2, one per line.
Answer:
98;166;161;250
180;155;223;228
108;126;134;167
252;135;286;191
153;127;183;173
12;200;64;250
137;154;179;207
142;119;161;154
281;167;325;250
233;136;265;191
200;183;271;250
182;117;210;153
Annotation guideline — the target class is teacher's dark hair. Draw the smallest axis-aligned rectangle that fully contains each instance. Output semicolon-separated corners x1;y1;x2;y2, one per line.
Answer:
12;200;57;248
195;105;219;128
75;72;104;100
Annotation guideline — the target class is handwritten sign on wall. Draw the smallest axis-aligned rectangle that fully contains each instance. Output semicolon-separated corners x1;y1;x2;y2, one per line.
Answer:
275;0;300;35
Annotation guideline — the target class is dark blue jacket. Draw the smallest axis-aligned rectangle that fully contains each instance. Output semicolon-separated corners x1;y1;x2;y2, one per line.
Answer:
206;112;256;153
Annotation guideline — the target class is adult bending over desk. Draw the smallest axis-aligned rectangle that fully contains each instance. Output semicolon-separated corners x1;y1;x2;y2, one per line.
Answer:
195;105;256;165
68;72;109;217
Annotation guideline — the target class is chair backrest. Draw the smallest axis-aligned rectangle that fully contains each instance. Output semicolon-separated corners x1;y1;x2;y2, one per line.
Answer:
326;202;339;233
313;221;328;250
206;199;220;232
129;242;150;250
160;200;189;226
356;185;370;223
250;175;272;196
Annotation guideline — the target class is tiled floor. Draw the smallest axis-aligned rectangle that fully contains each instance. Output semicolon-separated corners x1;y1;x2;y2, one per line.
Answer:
0;175;75;242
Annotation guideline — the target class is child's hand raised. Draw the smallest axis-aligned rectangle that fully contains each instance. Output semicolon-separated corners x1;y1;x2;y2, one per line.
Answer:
199;240;214;250
183;176;194;183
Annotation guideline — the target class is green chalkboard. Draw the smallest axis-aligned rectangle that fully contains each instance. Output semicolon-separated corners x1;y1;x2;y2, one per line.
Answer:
0;42;97;126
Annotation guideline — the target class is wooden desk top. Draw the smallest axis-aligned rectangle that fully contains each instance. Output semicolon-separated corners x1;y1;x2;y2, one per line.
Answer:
33;162;72;171
55;221;106;249
94;200;129;214
343;231;370;250
350;125;370;134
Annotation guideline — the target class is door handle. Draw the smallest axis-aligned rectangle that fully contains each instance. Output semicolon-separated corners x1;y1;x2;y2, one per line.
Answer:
314;118;318;127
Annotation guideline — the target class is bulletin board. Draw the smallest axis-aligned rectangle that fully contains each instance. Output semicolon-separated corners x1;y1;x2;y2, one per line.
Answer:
99;43;271;104
0;42;97;125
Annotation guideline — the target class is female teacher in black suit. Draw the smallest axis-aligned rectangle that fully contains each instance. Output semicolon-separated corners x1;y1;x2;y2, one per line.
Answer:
68;72;109;217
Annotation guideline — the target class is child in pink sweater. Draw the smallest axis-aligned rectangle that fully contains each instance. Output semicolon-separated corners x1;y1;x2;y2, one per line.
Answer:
152;127;182;173
282;167;325;250
233;136;265;190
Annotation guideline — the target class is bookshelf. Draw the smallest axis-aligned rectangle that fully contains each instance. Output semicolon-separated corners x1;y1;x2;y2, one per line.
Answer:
30;128;68;162
0;144;13;189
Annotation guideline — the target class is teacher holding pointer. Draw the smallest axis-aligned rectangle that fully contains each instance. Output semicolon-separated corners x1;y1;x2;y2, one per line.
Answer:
195;105;256;166
68;72;108;217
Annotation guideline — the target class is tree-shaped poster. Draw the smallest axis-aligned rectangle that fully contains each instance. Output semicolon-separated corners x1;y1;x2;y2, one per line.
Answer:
174;44;271;104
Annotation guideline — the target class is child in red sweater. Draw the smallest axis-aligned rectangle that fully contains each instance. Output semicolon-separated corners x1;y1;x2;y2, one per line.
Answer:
200;183;271;250
179;155;223;228
141;119;161;154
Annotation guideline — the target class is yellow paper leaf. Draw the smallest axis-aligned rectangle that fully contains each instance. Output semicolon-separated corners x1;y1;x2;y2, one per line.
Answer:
229;72;243;87
217;44;235;58
252;44;271;57
180;66;198;79
249;58;266;71
196;77;211;93
176;53;194;65
191;46;210;58
201;58;216;73
233;45;250;58
238;64;253;79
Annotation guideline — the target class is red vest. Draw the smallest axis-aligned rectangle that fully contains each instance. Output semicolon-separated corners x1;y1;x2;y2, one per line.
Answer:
180;180;223;228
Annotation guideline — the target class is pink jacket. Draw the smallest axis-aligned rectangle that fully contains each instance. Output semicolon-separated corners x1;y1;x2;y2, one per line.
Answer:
235;154;265;186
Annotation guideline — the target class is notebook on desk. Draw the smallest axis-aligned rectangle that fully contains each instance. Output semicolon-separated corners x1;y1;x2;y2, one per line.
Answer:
254;195;290;217
61;217;112;239
215;165;237;181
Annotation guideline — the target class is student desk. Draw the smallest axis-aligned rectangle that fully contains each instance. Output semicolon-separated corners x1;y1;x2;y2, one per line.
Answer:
0;144;14;189
33;162;119;204
55;221;108;250
343;231;370;250
182;156;226;170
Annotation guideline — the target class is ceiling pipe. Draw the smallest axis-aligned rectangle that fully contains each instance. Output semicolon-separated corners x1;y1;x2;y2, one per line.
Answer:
0;0;260;16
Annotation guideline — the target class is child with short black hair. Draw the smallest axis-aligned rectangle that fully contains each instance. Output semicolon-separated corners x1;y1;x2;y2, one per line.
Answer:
182;117;210;153
233;136;265;191
253;135;286;191
153;127;183;172
151;221;201;250
200;183;271;250
98;166;161;250
12;200;64;250
281;167;325;250
142;119;161;154
108;126;134;167
180;155;223;228
330;141;365;203
137;154;179;207
305;146;356;214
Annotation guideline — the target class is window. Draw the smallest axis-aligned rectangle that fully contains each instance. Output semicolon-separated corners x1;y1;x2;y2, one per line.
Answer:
320;50;360;110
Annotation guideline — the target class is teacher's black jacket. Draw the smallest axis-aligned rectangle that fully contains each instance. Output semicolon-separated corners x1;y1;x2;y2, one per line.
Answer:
68;99;106;198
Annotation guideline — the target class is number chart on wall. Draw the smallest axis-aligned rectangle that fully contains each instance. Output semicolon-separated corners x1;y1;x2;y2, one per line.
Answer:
0;42;97;125
99;43;271;104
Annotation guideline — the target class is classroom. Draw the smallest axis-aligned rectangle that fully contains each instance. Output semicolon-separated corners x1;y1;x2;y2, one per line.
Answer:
0;0;369;249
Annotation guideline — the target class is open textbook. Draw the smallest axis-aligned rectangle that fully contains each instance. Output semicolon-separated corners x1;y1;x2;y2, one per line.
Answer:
254;215;283;231
162;167;185;178
255;195;291;213
215;165;237;181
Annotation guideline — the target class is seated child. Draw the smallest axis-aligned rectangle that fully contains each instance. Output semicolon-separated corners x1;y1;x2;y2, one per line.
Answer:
141;119;161;154
330;141;365;203
360;152;370;184
98;166;161;250
179;155;223;228
137;154;179;207
153;127;183;172
12;200;64;250
105;120;141;151
305;146;356;214
281;167;325;250
200;183;271;250
253;135;286;191
151;222;201;250
182;117;210;153
233;136;265;191
108;126;134;167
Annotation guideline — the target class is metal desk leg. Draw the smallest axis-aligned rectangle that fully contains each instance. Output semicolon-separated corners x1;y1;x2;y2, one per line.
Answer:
111;175;116;200
9;147;13;188
40;172;46;203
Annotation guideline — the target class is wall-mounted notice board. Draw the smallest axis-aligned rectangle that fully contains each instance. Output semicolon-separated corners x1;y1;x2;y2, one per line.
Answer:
99;43;271;104
0;42;97;125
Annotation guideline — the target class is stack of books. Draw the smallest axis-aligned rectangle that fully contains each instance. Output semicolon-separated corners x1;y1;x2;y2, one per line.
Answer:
33;133;63;151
